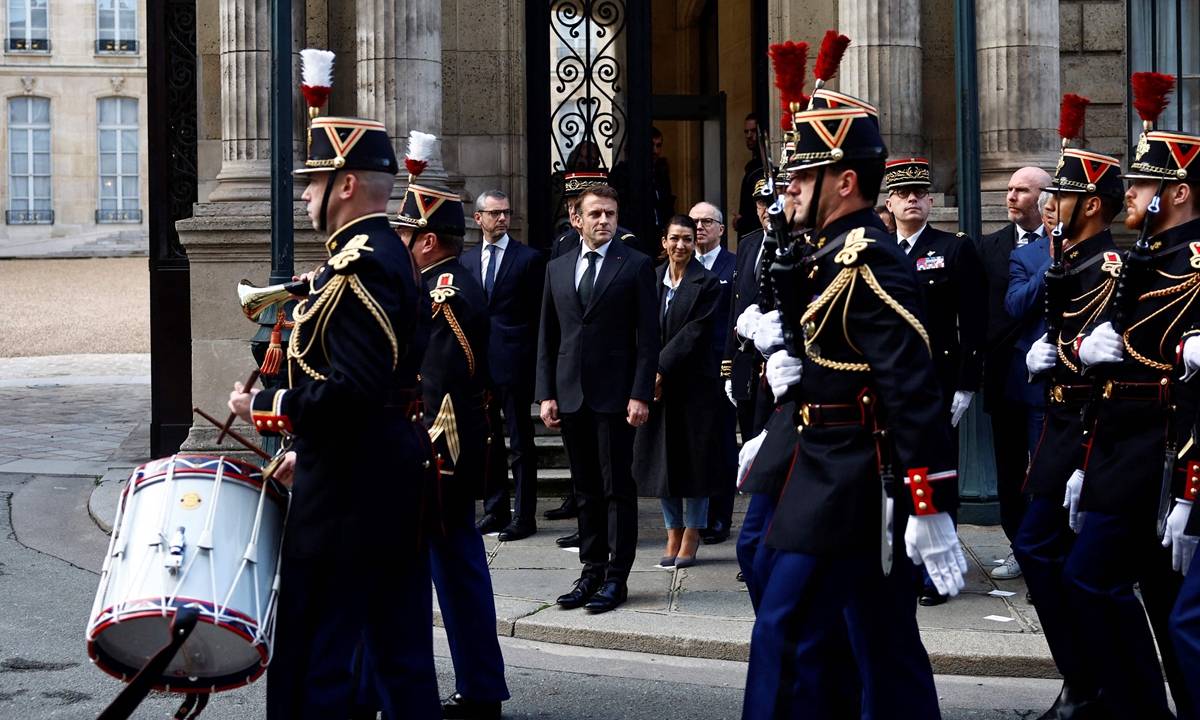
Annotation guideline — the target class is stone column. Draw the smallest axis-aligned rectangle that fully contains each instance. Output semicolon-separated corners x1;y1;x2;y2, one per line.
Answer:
356;0;446;183
208;0;270;202
208;0;306;202
839;0;924;158
976;0;1060;190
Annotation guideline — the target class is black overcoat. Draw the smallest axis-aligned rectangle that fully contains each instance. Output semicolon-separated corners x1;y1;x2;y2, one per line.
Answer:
633;258;726;499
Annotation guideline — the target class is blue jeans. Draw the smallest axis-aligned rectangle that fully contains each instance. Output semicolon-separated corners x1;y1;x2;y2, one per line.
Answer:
661;497;710;529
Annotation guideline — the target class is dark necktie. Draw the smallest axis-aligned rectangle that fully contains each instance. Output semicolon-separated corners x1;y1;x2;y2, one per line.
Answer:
484;243;497;300
1018;231;1036;247
899;238;911;253
578;251;600;309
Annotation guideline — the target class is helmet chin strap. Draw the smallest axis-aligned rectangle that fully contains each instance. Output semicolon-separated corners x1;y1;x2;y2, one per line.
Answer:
319;169;340;234
1060;192;1084;245
806;166;828;232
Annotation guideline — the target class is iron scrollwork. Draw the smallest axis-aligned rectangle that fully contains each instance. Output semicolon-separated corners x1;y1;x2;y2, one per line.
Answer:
165;0;197;258
550;0;627;174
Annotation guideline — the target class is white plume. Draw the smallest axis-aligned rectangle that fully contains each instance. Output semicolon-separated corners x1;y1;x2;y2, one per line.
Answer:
406;131;438;162
300;48;335;88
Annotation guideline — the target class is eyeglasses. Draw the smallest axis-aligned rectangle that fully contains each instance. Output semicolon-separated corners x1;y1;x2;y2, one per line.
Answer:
692;217;720;227
480;209;512;218
890;188;930;200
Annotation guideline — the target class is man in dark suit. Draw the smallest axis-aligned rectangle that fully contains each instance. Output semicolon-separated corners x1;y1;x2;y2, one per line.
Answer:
462;190;546;542
883;157;988;606
688;201;739;545
536;184;660;613
977;166;1053;580
545;172;641;530
733;114;764;236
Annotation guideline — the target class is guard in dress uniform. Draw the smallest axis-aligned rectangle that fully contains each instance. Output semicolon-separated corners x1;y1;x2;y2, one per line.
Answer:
1146;99;1200;719
394;135;510;720
1068;73;1199;720
230;54;441;719
1012;99;1124;720
742;97;965;720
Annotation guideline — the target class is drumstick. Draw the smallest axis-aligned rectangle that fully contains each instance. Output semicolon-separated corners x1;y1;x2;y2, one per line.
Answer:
192;407;272;461
217;368;261;445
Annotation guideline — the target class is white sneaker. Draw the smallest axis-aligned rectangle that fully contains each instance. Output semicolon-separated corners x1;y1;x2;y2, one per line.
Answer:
990;553;1022;580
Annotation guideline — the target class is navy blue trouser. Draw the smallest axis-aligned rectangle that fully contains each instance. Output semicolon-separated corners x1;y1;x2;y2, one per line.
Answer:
743;549;938;720
1063;510;1192;720
268;554;440;720
1012;495;1098;688
736;493;776;612
430;492;509;702
1171;562;1200;720
483;383;538;521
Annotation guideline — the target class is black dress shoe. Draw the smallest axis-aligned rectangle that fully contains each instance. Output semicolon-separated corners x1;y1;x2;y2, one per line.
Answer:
555;531;580;548
702;520;730;545
584;580;628;613
497;517;536;542
918;584;948;607
475;512;511;535
544;497;579;521
1035;681;1104;720
442;691;501;720
557;575;601;609
736;571;745;583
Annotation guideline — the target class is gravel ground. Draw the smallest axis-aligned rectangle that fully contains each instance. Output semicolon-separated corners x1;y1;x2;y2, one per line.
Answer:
0;258;149;357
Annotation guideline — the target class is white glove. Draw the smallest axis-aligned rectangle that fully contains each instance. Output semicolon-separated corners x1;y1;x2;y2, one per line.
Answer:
753;310;785;357
1162;500;1198;575
736;304;763;342
950;390;974;427
766;351;803;401
725;378;737;407
1182;335;1200;381
1063;469;1087;533
1078;321;1124;367
1026;334;1058;375
736;430;768;489
904;512;968;597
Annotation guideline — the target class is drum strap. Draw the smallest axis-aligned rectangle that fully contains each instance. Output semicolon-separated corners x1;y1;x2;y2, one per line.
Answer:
96;605;201;720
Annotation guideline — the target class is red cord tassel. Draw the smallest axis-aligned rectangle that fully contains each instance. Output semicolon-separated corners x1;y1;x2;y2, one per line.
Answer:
260;324;284;376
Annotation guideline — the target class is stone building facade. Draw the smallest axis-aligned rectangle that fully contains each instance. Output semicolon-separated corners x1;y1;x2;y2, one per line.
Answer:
182;0;1188;446
0;0;147;254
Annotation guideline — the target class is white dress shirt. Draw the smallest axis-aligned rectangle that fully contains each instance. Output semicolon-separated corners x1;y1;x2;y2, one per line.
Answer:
1016;224;1046;247
662;268;683;315
696;245;722;271
575;238;612;289
480;233;510;286
898;224;928;255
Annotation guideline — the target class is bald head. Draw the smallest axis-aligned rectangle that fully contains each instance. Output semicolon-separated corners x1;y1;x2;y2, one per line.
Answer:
1006;166;1054;231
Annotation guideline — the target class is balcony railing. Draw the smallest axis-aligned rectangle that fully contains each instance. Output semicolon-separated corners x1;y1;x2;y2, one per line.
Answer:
7;210;54;224
96;209;142;224
96;39;137;54
7;37;49;52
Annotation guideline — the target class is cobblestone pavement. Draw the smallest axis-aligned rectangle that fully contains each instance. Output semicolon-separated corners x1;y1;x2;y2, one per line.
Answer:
0;355;150;475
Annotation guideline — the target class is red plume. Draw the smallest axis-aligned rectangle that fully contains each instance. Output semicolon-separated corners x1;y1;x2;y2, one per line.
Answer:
301;85;332;110
768;41;810;110
404;158;429;178
1131;72;1176;124
1057;94;1090;142
813;31;851;83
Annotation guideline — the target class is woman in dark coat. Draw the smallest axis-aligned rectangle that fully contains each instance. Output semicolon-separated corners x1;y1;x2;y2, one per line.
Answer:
634;215;725;568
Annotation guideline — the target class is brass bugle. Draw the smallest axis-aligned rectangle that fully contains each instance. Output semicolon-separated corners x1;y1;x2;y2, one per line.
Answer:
237;278;310;320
